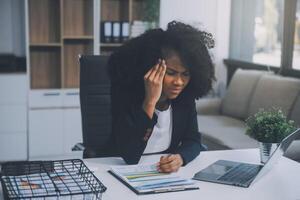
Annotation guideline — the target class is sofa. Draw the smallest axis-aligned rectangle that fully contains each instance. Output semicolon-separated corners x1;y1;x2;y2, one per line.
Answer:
196;68;300;161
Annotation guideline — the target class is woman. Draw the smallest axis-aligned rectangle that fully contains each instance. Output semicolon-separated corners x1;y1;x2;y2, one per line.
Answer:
108;21;215;173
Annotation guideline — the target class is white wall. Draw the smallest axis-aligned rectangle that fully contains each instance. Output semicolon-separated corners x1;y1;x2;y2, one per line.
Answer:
160;0;231;97
0;0;25;56
0;0;14;54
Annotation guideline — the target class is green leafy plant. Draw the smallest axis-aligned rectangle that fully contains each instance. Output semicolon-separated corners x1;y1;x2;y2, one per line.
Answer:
143;0;160;23
245;108;297;143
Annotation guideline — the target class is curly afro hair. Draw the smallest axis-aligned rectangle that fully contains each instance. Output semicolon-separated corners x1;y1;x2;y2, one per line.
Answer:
108;21;215;104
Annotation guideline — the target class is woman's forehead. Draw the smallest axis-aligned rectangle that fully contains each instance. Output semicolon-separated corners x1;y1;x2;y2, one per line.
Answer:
165;55;189;72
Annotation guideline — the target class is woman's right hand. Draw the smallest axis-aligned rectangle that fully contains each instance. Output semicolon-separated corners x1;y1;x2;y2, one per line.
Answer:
142;59;166;118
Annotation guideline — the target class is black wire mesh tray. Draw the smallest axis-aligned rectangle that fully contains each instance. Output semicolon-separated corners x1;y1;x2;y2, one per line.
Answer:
0;159;106;199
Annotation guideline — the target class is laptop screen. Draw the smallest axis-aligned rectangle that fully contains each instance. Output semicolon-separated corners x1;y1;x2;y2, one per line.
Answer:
251;128;300;185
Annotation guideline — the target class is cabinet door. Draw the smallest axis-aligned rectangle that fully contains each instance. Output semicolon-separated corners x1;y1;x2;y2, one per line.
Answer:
0;105;27;162
63;108;83;155
29;90;63;109
29;109;64;159
62;89;80;107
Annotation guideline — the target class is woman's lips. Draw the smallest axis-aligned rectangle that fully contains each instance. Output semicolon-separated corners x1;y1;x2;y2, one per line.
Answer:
170;88;182;94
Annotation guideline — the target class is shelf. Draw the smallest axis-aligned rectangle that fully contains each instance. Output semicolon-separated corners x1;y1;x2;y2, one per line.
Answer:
28;0;60;43
63;36;94;40
100;43;123;47
63;0;93;37
30;43;61;47
30;47;61;89
63;40;93;88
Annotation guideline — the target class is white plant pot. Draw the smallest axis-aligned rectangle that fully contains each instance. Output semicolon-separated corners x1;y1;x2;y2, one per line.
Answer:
259;142;280;164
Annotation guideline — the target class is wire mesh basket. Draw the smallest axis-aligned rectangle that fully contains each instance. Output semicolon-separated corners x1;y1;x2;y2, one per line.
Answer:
0;159;106;199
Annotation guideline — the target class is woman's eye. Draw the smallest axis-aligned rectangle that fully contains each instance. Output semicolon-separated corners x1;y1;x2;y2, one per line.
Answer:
166;71;176;75
183;72;190;77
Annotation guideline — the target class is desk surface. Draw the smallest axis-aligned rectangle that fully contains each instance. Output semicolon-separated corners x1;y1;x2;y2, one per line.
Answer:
1;149;300;200
84;149;300;200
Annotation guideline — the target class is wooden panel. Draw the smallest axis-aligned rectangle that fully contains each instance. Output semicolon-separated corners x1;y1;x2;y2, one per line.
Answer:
30;47;61;89
132;0;145;21
63;0;94;36
101;0;129;21
29;0;60;43
63;40;93;88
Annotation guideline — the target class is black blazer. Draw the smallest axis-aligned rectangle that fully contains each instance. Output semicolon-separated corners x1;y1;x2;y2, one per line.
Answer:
111;85;204;165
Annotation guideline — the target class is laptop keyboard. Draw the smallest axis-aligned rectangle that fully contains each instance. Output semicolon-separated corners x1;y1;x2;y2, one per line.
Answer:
217;163;261;184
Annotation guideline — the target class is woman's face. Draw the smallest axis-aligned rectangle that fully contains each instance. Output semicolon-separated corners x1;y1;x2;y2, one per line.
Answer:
162;54;191;100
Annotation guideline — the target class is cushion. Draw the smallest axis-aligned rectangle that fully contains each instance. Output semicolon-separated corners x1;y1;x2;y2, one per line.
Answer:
221;69;270;120
290;92;300;126
248;74;300;117
197;115;258;149
284;140;300;162
195;98;222;115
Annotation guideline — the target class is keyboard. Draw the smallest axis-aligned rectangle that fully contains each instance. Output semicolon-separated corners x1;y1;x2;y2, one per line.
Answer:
217;163;261;185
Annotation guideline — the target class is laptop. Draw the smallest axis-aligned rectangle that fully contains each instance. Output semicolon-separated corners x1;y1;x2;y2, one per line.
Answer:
193;129;300;187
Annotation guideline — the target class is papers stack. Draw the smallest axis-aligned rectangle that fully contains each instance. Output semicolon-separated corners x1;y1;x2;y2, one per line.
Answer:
109;164;199;195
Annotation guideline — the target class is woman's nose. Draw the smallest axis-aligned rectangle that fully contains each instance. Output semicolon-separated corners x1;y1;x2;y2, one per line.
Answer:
174;75;184;85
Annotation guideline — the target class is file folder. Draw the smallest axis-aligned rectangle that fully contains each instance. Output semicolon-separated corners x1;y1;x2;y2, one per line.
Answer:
113;22;121;43
101;21;112;43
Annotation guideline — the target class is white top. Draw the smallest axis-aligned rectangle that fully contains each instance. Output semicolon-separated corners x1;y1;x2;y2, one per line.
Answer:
143;105;173;154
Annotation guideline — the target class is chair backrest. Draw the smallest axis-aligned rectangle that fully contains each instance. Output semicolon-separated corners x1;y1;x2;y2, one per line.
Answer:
79;55;115;158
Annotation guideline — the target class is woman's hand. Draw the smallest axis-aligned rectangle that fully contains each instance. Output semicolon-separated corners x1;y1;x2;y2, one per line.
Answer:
142;59;166;118
157;154;184;173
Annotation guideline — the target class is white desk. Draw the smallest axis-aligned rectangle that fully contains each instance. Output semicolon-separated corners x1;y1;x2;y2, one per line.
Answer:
84;149;300;200
1;149;300;200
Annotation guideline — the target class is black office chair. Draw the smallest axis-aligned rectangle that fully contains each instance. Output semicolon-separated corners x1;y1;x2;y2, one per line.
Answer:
75;55;116;158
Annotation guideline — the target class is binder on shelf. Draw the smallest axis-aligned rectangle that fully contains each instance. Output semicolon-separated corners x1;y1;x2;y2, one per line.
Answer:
112;22;121;43
101;21;112;43
121;21;130;42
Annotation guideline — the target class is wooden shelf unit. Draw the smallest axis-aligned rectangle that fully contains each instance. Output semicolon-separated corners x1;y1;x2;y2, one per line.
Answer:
27;0;94;89
27;0;159;90
25;0;160;159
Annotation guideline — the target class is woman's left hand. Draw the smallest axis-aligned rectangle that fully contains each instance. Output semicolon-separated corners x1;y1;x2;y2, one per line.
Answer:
157;154;183;173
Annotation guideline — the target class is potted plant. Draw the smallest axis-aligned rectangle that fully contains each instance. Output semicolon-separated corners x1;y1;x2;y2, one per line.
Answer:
143;0;160;29
245;108;297;163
